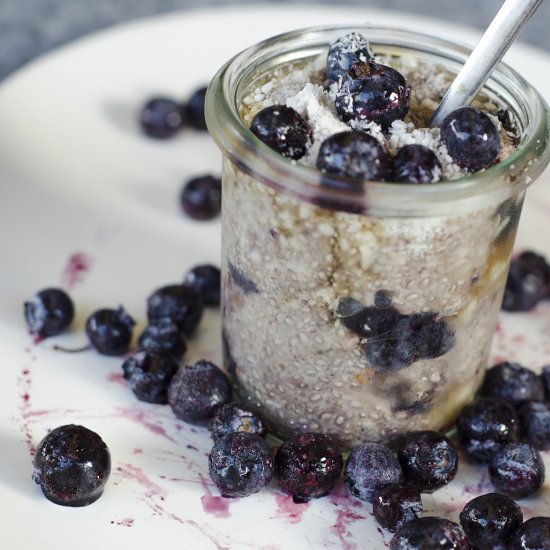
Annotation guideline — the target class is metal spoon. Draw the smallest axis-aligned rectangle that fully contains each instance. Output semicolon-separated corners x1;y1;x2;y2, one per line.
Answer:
430;0;544;127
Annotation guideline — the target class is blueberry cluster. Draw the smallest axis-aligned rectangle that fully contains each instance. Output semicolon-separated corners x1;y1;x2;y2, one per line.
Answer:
249;32;503;184
502;250;550;312
139;86;208;139
335;295;454;371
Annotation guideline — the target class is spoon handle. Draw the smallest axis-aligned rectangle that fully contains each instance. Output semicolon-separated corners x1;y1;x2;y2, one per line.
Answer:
430;0;544;127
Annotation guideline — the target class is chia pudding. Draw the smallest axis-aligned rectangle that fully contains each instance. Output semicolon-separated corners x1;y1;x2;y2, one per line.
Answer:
206;26;550;448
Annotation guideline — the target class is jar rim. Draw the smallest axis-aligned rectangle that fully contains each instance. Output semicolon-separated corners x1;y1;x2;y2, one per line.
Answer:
206;24;550;217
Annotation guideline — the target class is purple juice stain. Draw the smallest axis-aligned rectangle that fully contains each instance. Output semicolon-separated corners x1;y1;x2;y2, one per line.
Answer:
61;251;93;290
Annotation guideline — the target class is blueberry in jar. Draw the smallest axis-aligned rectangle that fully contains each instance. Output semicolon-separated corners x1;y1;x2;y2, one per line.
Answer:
183;264;221;307
517;401;550;451
326;32;373;82
32;424;111;506
180;175;222;221
459;493;523;550
139;97;185;139
122;351;179;404
85;306;135;356
147;284;203;336
488;441;545;499
208;432;274;498
334;60;410;128
24;288;74;338
275;433;343;503
344;441;403;503
397;431;458;493
479;362;545;407
316;131;389;182
456;397;519;463
208;402;266;443
185;86;208;131
137;319;187;360
250;105;312;160
391;144;442;184
168;359;232;424
390;517;469;550
440;106;500;172
509;517;550;550
372;482;423;533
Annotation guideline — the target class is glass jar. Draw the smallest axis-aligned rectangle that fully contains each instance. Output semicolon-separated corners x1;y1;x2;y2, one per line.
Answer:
206;25;550;449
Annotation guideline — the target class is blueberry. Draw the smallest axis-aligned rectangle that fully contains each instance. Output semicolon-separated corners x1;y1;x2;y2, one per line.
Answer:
459;493;523;550
209;432;274;498
208;402;266;443
334;296;368;333
275;433;343;502
517;250;550;292
397;431;458;493
390;517;469;550
391;144;442;184
479;362;545;407
364;337;417;372
488;442;545;498
440;107;500;172
517;401;550;450
334;61;410;128
316;131;389;182
372;482;422;533
139;97;185;139
180;174;222;221
168;359;232;424
137;319;187;360
147;284;203;336
502;257;547;312
183;264;220;306
24;288;74;338
85;306;135;356
32;424;110;507
250;105;311;160
456;397;519;463
344;442;403;503
185;86;207;131
122;351;179;404
509;517;550;550
326;32;373;82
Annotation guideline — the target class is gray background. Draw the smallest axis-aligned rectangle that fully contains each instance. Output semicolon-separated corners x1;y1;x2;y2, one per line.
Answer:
2;0;550;81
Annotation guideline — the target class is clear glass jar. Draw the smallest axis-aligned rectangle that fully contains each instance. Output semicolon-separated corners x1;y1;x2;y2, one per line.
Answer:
206;25;550;449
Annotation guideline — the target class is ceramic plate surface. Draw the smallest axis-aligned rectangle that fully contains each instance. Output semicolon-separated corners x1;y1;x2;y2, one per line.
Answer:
0;5;549;549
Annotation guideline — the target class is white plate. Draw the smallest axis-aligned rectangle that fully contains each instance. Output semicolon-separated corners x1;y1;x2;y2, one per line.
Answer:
0;5;549;549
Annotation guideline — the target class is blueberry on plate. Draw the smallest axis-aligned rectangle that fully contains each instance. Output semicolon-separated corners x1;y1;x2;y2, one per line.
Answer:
334;60;410;128
85;306;135;356
344;441;403;503
24;287;74;338
122;351;179;404
390;517;469;550
250;105;312;160
139;97;185;139
137;319;187;360
275;432;343;502
397;431;458;493
326;32;373;82
372;482;423;533
180;175;222;221
502;253;548;312
147;284;203;336
208;402;266;443
209;432;274;498
168;359;232;424
391;144;442;184
488;441;545;499
32;424;111;506
185;86;208;130
509;517;550;550
517;401;550;451
479;362;545;407
459;493;523;550
440;106;500;172
316;130;389;182
183;264;221;307
456;397;519;463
